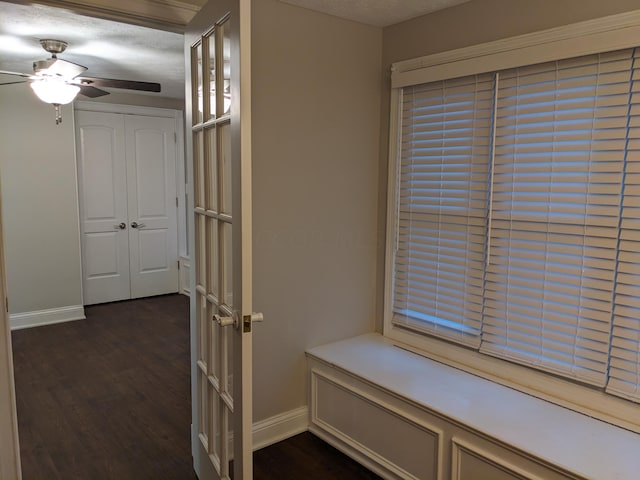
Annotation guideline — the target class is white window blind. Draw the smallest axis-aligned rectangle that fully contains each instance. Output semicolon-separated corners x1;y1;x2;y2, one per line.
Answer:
393;74;494;347
481;50;633;386
393;45;640;402
608;49;640;401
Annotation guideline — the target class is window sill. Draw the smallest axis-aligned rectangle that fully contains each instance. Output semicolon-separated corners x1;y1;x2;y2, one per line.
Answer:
385;325;640;434
307;333;640;480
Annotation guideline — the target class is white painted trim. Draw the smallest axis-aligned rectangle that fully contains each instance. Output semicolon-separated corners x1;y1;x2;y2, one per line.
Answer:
176;113;188;258
179;256;191;296
308;335;639;480
31;0;199;32
451;437;542;480
310;368;443;480
75;101;182;118
383;87;401;342
236;1;254;476
186;24;198;477
70;107;85;309
387;326;640;433
252;406;308;451
392;9;640;87
0;192;21;479
10;305;85;331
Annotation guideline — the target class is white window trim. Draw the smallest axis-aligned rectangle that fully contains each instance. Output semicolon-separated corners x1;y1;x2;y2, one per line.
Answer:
391;9;640;88
384;8;640;434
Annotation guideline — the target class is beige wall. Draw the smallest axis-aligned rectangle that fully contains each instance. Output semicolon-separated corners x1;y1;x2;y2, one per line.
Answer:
376;0;640;328
383;0;640;65
0;84;83;314
251;0;382;421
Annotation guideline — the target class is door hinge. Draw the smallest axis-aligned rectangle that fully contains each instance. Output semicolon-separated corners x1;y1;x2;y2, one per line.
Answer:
5;297;8;313
177;260;180;270
176;196;179;208
174;132;177;143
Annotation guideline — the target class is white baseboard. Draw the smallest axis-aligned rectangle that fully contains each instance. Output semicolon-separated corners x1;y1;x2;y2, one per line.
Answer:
253;406;309;451
10;305;85;330
192;406;308;461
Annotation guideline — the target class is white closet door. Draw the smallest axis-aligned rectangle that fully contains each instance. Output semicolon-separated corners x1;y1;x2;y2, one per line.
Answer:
125;115;179;299
76;111;130;305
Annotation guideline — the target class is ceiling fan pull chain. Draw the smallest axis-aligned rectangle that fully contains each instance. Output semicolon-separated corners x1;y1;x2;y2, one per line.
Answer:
54;104;62;125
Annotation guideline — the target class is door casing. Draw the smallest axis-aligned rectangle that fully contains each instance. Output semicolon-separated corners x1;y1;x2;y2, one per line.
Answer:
75;103;184;305
0;182;21;480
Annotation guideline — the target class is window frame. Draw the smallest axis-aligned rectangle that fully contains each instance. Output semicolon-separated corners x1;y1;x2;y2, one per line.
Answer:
384;8;640;433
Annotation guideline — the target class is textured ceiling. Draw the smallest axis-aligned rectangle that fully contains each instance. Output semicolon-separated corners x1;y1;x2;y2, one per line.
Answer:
0;2;185;99
0;0;471;103
280;0;471;27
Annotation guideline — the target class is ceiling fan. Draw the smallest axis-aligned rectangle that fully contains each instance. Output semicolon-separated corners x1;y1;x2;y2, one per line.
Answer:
0;39;161;125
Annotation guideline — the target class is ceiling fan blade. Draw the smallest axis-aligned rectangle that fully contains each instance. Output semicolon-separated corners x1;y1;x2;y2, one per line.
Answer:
0;80;27;86
78;85;110;98
34;58;87;79
0;70;31;78
75;76;161;93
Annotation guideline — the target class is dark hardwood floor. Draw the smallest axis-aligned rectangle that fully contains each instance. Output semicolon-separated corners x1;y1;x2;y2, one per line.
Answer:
11;294;380;479
12;294;196;480
253;432;381;480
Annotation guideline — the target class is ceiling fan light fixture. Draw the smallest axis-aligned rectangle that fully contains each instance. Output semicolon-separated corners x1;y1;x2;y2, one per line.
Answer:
30;77;80;105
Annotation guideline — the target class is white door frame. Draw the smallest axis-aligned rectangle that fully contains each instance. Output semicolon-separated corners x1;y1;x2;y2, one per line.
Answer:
0;189;22;480
234;0;254;474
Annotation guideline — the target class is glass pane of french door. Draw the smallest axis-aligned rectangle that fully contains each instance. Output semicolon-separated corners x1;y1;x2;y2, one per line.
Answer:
191;12;236;479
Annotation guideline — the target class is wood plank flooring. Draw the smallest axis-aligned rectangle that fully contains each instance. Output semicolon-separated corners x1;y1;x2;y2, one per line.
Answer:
11;294;380;479
12;295;196;480
253;432;381;480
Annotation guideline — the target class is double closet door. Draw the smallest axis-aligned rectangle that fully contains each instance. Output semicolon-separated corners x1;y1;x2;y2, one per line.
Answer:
75;110;179;305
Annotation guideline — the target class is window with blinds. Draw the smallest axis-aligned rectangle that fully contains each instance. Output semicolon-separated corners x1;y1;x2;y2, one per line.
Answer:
391;46;640;403
608;48;640;401
394;74;494;347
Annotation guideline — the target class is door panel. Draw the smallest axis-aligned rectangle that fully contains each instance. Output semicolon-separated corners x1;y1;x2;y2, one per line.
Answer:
132;127;170;216
84;232;123;277
126;115;179;299
187;1;254;478
76;111;130;305
80;123;122;220
137;229;170;272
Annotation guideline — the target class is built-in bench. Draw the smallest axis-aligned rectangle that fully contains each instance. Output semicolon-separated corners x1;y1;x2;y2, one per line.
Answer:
306;333;640;480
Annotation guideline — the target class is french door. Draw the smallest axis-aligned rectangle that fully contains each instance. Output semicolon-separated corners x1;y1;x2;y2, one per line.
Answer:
186;1;255;479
